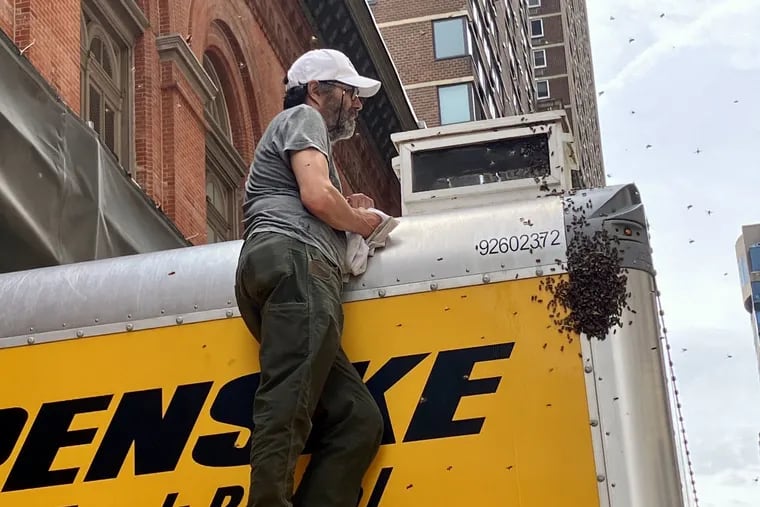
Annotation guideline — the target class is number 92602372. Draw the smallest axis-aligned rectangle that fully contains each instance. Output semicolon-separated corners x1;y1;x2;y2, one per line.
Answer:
475;230;562;256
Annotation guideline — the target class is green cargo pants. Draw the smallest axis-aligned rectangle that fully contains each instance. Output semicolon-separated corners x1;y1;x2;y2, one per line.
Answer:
234;232;383;507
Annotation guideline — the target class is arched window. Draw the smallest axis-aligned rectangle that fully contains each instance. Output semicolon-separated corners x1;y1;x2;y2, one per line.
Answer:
203;54;232;140
81;14;126;161
204;52;241;243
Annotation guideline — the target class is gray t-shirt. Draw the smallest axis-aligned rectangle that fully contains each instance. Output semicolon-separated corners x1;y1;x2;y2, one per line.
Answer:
242;104;346;273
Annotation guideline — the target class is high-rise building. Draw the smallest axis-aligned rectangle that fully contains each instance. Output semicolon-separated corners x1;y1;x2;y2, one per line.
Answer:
369;0;536;128
736;224;760;377
527;0;604;187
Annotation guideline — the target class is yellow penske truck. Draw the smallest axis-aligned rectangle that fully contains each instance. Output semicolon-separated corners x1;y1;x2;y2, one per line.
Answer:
0;111;692;506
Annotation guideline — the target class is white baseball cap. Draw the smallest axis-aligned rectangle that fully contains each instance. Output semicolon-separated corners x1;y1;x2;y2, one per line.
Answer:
286;49;382;98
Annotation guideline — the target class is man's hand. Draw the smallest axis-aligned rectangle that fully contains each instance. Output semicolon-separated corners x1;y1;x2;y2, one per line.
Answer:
346;193;374;209
356;208;382;239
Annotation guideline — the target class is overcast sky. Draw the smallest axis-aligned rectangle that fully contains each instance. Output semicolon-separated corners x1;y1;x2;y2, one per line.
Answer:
585;0;760;505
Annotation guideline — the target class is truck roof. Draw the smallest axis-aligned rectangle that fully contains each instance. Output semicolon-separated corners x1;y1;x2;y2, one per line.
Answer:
0;184;648;349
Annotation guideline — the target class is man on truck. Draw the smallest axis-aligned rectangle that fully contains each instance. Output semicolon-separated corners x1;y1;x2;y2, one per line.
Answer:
234;49;386;507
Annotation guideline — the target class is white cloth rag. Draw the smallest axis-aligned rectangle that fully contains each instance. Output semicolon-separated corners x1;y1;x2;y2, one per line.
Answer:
344;208;399;278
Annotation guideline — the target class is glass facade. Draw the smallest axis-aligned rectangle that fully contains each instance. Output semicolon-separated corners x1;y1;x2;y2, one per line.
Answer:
750;245;760;271
752;276;760;373
750;245;760;328
465;0;530;120
739;237;760;380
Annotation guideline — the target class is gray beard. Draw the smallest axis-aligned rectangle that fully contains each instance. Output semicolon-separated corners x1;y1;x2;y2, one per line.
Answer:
328;117;356;143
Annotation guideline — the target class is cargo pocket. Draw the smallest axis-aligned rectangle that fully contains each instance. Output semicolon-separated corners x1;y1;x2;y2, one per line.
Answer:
263;243;310;306
306;247;341;295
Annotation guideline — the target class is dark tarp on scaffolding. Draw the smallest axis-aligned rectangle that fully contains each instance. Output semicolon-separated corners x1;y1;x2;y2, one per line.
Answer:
0;31;188;274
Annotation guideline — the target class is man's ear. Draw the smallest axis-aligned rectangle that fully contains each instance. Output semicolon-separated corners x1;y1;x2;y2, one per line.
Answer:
306;81;323;106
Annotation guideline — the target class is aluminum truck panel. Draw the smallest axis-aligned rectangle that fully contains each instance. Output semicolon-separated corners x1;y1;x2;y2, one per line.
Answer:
0;184;686;506
0;278;599;507
585;269;684;506
343;194;567;301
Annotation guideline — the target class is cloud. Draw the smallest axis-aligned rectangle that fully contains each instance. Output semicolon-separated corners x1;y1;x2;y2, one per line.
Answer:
664;327;760;477
696;469;760;507
589;0;760;95
693;433;759;476
662;326;760;504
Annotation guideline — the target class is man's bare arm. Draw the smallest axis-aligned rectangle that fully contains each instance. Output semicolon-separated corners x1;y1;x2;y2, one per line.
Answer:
346;193;374;209
291;148;381;238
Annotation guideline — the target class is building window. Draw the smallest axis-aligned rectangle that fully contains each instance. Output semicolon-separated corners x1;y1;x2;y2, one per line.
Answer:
528;0;541;7
750;246;760;272
533;49;547;68
536;80;550;99
438;83;474;125
531;19;544;38
205;166;235;243
81;13;127;161
203;55;232;139
433;17;468;59
204;52;241;243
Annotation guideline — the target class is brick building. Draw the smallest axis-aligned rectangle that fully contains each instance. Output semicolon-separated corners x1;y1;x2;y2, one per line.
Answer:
370;0;536;128
527;0;604;187
0;0;416;272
